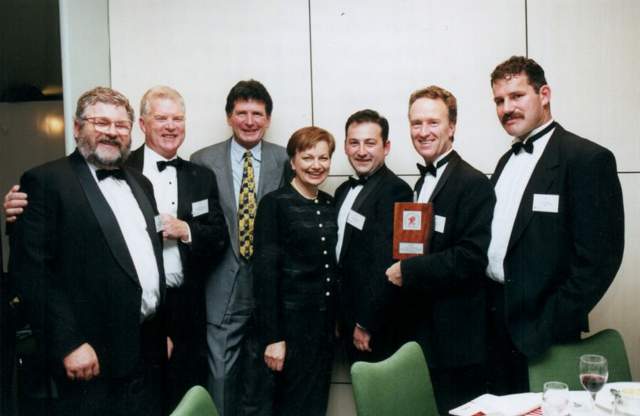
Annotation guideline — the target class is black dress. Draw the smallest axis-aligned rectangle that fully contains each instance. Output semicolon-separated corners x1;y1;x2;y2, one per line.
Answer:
242;182;338;416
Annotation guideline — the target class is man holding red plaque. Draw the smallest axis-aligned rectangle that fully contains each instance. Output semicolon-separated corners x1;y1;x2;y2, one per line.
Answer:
386;86;495;414
335;109;412;363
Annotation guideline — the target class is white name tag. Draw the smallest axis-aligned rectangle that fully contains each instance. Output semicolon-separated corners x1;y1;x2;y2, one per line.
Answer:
399;242;424;255
434;215;446;233
154;215;164;232
192;199;209;217
347;210;366;230
532;194;559;213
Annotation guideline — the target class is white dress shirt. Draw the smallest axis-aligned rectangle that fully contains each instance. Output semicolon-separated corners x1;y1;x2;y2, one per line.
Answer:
87;162;160;320
416;149;454;202
335;183;364;261
486;120;556;283
142;146;186;288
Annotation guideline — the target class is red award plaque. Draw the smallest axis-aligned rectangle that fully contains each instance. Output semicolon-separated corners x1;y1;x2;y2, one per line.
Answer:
393;202;433;260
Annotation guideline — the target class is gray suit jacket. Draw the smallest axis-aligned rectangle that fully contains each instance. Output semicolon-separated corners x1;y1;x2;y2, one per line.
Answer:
191;138;289;324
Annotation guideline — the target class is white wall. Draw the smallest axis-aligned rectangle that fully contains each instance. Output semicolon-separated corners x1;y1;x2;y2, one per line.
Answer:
60;0;639;411
59;0;111;153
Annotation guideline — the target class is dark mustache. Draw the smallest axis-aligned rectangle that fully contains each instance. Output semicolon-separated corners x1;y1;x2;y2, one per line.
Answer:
501;112;522;124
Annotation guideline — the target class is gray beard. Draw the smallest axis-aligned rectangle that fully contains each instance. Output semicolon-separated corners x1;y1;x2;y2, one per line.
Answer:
77;137;131;169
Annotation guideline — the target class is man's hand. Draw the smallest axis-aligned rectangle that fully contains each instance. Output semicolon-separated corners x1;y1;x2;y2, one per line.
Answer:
160;214;189;242
264;341;286;372
63;343;100;381
3;184;28;223
386;261;403;287
167;336;174;360
353;325;372;352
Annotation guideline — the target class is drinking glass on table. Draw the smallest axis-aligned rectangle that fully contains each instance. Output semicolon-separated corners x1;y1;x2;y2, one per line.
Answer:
579;354;608;409
543;381;570;416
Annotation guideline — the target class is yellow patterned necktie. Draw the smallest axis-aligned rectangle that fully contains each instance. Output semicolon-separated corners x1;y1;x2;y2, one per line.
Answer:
238;151;256;259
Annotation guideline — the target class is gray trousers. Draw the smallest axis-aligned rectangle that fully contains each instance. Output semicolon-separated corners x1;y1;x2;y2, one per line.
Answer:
206;261;254;416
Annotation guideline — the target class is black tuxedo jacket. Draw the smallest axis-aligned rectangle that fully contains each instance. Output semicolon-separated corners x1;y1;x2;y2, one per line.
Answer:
491;124;624;358
127;146;228;344
8;150;166;379
400;151;495;369
335;165;412;354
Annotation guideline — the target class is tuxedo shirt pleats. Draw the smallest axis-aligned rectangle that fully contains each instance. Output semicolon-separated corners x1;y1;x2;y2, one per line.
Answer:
142;146;184;288
88;162;160;319
486;120;555;283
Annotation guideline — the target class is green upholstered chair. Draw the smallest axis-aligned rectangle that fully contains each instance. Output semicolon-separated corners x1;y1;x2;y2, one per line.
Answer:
528;328;632;392
351;341;439;416
170;385;220;416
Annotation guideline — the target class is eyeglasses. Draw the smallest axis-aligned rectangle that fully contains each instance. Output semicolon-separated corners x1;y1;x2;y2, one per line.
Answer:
81;117;132;134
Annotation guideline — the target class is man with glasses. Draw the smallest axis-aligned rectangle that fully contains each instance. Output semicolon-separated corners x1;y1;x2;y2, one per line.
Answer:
3;80;287;416
8;87;167;415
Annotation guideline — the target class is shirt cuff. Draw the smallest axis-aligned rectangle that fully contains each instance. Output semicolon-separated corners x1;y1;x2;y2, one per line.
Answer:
180;223;192;244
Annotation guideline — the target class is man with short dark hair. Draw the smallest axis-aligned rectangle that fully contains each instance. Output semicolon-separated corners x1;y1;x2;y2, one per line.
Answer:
386;86;495;413
335;109;412;363
486;56;624;394
8;87;167;415
190;80;289;416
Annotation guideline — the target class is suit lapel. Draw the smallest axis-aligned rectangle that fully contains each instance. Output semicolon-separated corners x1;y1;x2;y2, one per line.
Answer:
176;158;192;220
257;142;283;199
491;151;512;186
127;145;145;172
428;151;460;202
124;168;166;296
413;174;425;202
68;151;139;284
507;127;562;252
334;182;349;210
220;139;240;257
338;166;387;262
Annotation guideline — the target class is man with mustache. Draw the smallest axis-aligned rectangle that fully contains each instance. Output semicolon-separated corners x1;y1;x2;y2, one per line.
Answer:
386;86;495;413
335;109;412;364
486;56;624;394
8;87;167;415
2;80;286;416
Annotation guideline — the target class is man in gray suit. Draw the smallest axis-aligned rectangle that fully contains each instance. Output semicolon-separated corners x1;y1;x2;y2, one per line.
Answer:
190;80;289;416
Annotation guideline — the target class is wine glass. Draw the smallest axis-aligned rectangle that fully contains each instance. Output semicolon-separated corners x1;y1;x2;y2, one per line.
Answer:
579;354;609;410
542;381;570;416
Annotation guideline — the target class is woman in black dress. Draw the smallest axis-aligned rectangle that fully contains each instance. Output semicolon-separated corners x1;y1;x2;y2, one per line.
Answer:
250;126;337;416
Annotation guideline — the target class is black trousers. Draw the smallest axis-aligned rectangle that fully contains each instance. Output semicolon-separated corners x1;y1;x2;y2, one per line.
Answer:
240;310;334;416
430;363;487;415
52;317;166;416
165;286;207;412
486;280;529;395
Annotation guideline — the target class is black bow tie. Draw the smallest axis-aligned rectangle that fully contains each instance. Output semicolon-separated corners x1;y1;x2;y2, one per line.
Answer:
417;163;437;177
348;176;368;189
157;158;183;171
96;169;126;181
511;121;557;155
417;152;454;178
